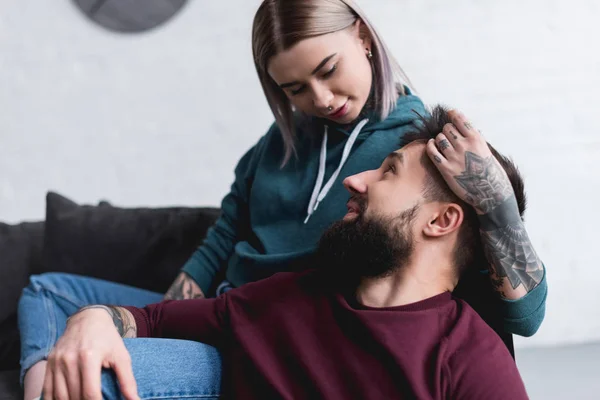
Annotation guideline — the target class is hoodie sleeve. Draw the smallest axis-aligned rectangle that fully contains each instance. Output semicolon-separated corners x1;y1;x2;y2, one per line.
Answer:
181;131;267;294
500;268;548;337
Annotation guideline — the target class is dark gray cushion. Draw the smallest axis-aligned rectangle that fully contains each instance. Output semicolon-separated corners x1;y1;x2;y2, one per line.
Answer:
0;369;20;399
0;221;44;325
40;192;221;294
0;220;42;373
0;316;19;371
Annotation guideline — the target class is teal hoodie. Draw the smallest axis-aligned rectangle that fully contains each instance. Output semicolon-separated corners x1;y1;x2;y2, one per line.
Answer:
182;90;546;337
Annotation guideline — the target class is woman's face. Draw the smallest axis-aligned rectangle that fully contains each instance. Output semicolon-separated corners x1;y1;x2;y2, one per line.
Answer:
268;21;373;124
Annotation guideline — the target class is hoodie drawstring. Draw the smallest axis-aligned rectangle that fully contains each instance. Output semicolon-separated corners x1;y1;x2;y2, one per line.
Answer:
304;118;369;224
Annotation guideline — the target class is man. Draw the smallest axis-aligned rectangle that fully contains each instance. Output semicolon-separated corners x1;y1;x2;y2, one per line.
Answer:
42;106;529;399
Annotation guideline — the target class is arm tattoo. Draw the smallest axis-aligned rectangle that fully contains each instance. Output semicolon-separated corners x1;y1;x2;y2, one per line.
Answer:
74;305;137;338
164;272;205;300
454;151;545;297
479;197;544;297
453;152;514;214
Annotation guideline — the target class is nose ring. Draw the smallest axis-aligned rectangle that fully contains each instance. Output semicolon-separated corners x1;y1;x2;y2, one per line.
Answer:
327;106;333;111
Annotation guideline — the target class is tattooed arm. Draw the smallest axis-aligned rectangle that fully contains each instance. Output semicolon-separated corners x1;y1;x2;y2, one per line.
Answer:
164;272;205;300
478;196;544;299
426;110;545;300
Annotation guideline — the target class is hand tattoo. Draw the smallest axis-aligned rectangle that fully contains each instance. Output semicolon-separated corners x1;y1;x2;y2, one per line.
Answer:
453;152;514;214
74;305;137;338
164;272;205;300
434;155;442;164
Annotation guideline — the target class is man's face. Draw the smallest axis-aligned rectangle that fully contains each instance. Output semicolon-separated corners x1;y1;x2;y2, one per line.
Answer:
316;143;430;282
343;143;429;224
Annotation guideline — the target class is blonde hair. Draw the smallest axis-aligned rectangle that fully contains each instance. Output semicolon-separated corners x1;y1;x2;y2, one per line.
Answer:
252;0;413;165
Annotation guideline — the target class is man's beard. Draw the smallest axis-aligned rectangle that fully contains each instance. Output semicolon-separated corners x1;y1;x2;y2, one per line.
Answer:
316;202;418;286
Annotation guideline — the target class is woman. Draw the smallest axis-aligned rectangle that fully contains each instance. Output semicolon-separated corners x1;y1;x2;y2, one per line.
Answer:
20;0;547;399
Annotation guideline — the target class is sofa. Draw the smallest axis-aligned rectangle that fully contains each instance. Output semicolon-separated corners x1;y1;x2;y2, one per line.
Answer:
0;192;513;399
0;192;222;399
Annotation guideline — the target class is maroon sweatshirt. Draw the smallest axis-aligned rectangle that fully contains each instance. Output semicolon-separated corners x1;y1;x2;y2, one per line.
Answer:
125;271;528;399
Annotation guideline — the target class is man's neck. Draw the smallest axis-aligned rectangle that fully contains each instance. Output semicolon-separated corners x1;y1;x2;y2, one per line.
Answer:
355;261;456;308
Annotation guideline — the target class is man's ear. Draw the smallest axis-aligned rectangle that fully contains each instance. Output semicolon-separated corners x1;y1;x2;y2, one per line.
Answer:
423;203;464;238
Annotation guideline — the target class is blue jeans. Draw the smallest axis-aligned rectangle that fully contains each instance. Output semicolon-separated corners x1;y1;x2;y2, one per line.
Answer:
18;273;222;399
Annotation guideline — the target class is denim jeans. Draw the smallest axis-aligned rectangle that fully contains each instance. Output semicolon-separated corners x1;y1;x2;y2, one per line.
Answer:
18;273;222;399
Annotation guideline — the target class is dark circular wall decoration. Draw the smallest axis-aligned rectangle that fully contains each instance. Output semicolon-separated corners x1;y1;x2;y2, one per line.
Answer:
73;0;188;33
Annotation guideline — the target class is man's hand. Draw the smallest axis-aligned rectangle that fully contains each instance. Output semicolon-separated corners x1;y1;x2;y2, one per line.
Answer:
43;306;140;400
425;110;513;215
164;272;205;300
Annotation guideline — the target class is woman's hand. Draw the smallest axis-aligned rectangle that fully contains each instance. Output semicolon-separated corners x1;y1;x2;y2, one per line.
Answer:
425;110;514;215
43;307;140;400
426;109;544;302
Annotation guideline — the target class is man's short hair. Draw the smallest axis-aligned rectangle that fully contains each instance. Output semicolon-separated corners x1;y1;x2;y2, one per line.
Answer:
401;105;527;276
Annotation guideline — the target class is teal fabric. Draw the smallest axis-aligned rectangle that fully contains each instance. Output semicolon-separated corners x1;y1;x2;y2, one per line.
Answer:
500;269;548;337
182;91;426;293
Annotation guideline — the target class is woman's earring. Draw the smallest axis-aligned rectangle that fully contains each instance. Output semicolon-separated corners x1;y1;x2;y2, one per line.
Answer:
366;49;373;60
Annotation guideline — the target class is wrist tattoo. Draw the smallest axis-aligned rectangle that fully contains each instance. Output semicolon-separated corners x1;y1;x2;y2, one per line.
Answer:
75;305;137;338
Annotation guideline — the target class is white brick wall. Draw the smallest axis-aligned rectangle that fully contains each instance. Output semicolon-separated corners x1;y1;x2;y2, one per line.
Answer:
1;0;598;348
